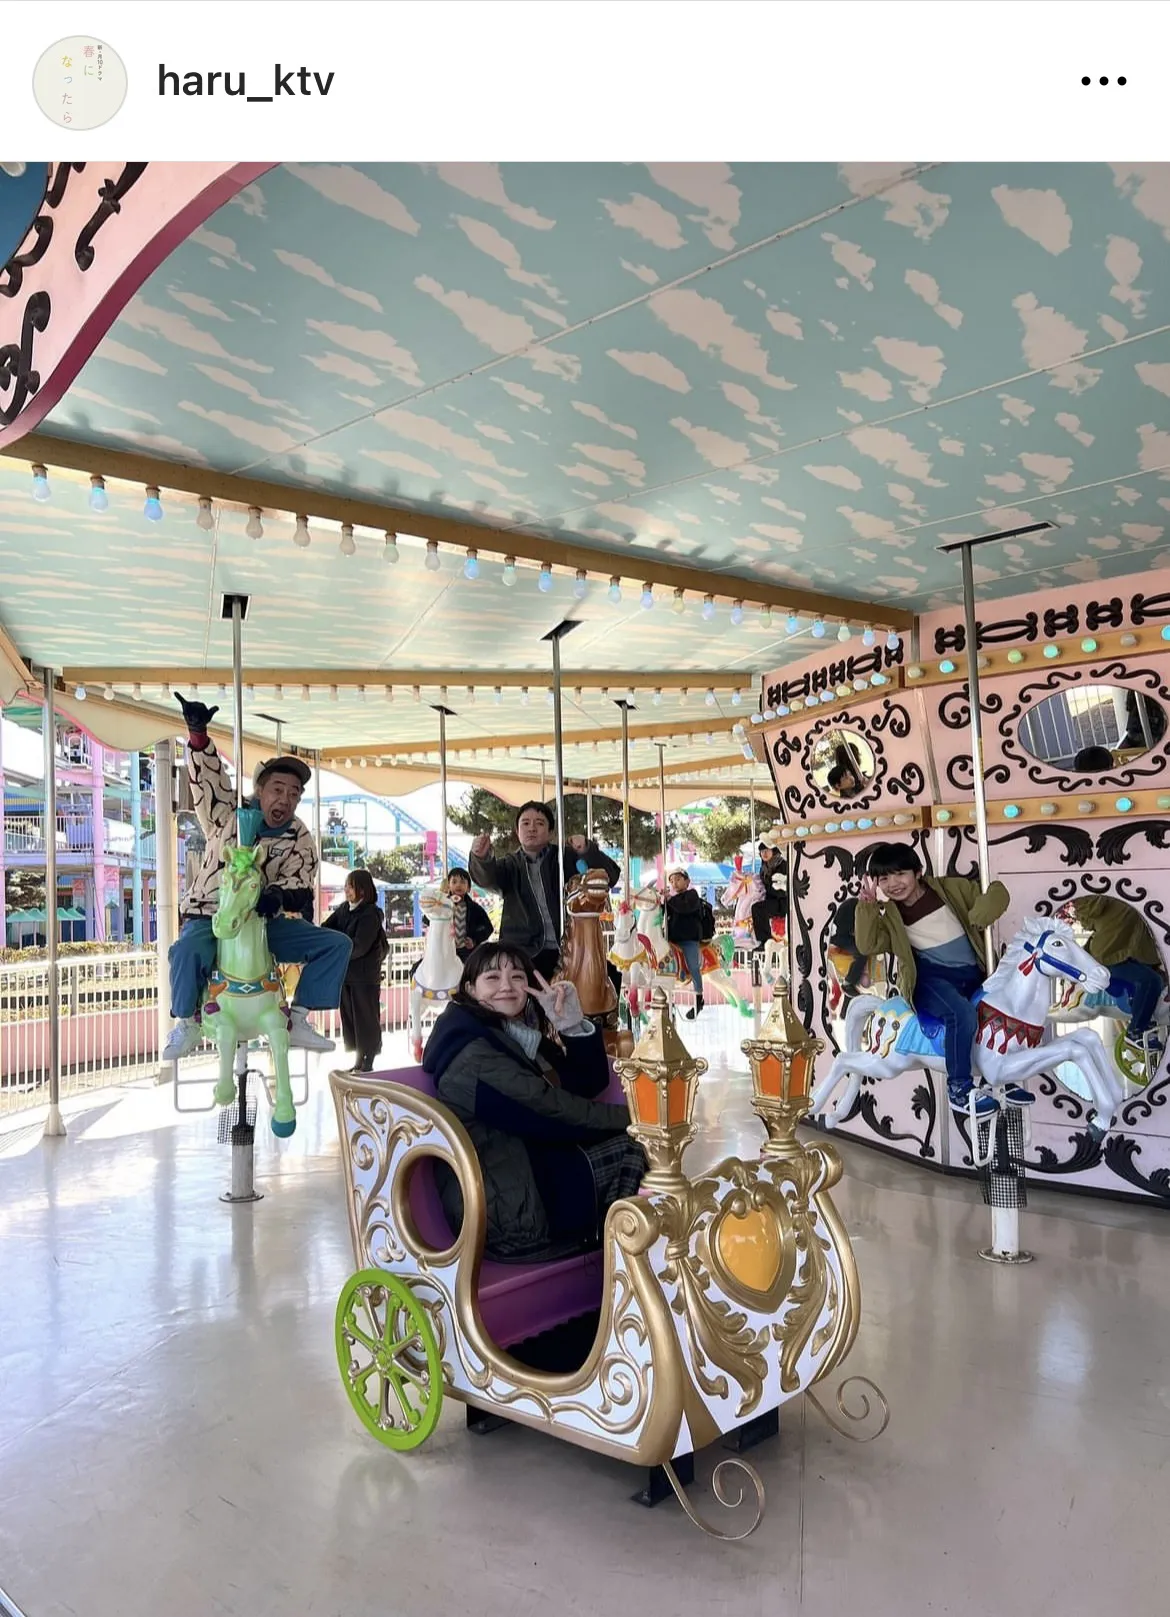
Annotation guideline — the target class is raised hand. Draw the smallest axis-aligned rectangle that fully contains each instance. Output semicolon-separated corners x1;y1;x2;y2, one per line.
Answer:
471;832;492;858
527;970;584;1032
859;876;879;904
174;691;219;731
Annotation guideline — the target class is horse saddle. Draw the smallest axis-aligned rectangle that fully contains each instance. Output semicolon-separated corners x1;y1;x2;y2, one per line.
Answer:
866;997;946;1058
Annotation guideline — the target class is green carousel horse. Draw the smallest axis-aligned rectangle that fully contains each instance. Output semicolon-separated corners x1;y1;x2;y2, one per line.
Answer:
206;812;296;1137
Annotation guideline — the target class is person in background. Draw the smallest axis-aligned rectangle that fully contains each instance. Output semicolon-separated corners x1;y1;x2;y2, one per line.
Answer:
1070;893;1165;1044
827;762;860;797
422;944;644;1261
444;867;494;960
665;869;706;1018
322;869;389;1073
1072;744;1115;773
753;841;788;949
162;692;348;1061
857;842;1030;1116
469;802;619;980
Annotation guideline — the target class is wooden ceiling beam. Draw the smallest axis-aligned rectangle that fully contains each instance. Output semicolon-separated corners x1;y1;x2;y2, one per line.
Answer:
59;666;758;692
318;714;753;759
8;432;912;630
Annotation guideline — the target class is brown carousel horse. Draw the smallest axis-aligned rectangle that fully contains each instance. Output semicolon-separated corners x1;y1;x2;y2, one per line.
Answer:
556;867;619;1019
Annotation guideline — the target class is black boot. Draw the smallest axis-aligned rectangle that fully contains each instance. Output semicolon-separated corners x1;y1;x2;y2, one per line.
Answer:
685;995;704;1021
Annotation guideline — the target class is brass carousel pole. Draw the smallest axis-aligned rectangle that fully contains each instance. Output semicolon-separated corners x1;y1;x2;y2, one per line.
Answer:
544;621;580;937
433;705;455;878
657;743;668;877
941;523;1053;1267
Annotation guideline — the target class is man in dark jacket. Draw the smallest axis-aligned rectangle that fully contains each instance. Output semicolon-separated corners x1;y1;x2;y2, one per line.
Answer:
665;869;706;1018
752;841;788;949
468;801;620;979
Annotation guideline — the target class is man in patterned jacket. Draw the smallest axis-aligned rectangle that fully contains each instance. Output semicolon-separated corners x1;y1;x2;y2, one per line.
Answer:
162;693;352;1061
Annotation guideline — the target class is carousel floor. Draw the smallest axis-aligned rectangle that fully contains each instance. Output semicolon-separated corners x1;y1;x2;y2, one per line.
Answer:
1;1007;1167;1616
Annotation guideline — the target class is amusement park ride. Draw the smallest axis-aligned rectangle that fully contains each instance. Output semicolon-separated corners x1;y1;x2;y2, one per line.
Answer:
3;158;1170;1531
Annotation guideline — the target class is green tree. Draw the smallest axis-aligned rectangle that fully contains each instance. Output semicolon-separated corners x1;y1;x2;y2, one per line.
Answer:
449;787;666;858
5;870;46;913
364;843;429;882
687;797;754;863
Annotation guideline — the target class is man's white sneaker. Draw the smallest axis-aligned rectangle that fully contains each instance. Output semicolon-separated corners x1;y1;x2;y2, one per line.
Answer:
162;1017;204;1062
288;1006;335;1052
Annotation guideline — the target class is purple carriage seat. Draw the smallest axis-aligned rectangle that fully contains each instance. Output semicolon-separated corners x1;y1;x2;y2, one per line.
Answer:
374;1064;627;1350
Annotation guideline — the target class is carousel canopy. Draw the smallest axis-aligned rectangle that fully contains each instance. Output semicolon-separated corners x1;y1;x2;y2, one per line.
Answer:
3;161;1170;800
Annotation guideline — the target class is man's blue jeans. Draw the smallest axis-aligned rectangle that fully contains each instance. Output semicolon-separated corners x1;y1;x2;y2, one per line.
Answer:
913;959;982;1087
169;915;352;1018
678;939;704;995
1107;959;1163;1037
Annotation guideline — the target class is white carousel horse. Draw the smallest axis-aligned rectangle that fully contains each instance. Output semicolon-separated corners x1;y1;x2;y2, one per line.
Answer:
1049;969;1168;1089
721;859;764;951
760;916;788;983
410;884;463;1062
615;883;748;1016
811;916;1124;1137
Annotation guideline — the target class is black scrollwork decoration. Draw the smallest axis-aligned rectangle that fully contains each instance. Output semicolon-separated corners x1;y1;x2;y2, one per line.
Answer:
1101;1136;1170;1201
945;754;1012;792
0;292;50;426
0;163;79;300
938;687;1004;731
1096;821;1170;868
869;701;913;740
75;164;148;272
987;823;1094;868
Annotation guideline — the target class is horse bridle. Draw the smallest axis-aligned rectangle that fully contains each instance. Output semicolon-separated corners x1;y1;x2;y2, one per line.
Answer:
1019;929;1090;983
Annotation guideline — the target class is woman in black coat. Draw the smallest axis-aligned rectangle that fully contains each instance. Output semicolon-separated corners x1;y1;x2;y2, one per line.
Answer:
322;869;389;1072
422;943;644;1261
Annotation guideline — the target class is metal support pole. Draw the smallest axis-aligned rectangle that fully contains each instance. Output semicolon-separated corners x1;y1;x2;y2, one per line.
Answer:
617;701;632;898
941;528;1053;1267
230;600;245;811
130;750;144;945
657;744;667;874
586;778;594;844
438;708;450;877
42;669;65;1138
154;739;177;1078
313;748;323;925
551;635;567;935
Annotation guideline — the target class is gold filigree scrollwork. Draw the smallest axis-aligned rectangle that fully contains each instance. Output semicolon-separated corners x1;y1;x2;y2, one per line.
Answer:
662;1457;766;1541
807;1375;890;1443
343;1094;432;1268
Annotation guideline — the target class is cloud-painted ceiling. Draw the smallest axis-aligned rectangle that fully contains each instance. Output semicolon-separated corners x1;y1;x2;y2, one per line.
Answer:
34;159;1170;613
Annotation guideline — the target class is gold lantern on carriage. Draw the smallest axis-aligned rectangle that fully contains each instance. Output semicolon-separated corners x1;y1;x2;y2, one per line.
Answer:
741;976;825;1158
613;985;707;1194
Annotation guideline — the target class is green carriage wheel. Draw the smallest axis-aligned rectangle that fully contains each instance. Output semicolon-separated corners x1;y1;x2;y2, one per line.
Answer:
1113;1028;1152;1090
335;1269;443;1450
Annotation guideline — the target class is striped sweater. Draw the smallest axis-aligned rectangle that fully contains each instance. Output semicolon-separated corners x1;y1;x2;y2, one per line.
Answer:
180;738;318;919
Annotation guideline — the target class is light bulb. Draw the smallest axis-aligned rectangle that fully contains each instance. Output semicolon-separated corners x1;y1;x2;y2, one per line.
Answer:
196;496;215;532
293;514;311;547
74;684;87;701
759;605;772;627
383;531;399;563
731;689;743;706
671;589;686;615
538;563;553;592
705;688;717;707
103;684;115;702
300;685;311;701
837;623;852;642
143;486;163;522
502;557;518;586
31;464;50;502
424;540;440;571
521;687;530;705
545;689;554;705
730;601;744;626
811;619;826;638
886;630;901;651
464;550;479;579
330;685;339;702
652;689;663;706
88;475;108;513
607;577;622;604
701;595;716;621
785;615;800;634
339;524;356;556
573;569;588;599
132;683;142;701
640;585;654;611
862;626;876;647
356;684;366;701
493;687;503;704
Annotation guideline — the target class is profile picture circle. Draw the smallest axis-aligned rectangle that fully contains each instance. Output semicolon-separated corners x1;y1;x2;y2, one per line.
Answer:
33;37;127;131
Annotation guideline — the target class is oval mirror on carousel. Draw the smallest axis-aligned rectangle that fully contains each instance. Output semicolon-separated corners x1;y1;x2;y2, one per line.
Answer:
1049;892;1167;1093
1017;684;1166;774
808;729;876;803
0;164;50;270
